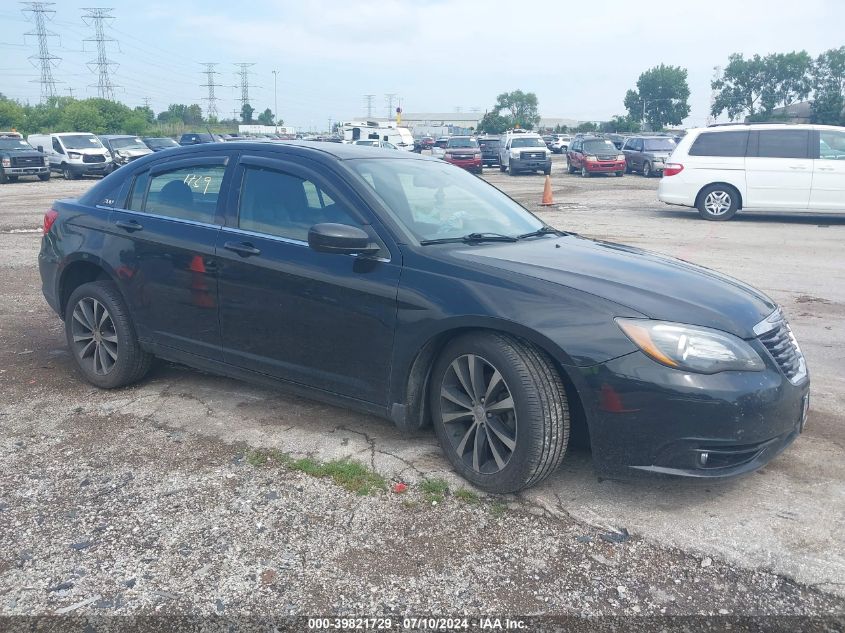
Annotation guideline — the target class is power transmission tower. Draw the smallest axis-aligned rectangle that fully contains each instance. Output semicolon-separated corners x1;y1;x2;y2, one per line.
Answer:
200;63;222;120
21;2;61;102
234;63;255;109
142;96;151;109
67;87;75;98
384;93;397;119
81;7;120;100
363;94;375;119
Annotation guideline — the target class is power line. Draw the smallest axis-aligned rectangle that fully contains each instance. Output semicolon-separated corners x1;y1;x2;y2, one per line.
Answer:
200;62;222;120
385;93;397;119
81;7;119;100
21;2;61;102
234;62;255;109
363;94;375;119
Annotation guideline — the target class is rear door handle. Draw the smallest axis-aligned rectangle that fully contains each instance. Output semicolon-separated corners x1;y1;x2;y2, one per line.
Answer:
789;165;807;170
223;241;261;257
115;219;143;232
817;167;835;171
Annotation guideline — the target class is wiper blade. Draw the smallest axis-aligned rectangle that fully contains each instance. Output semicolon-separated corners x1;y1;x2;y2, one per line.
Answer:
420;232;519;245
517;226;569;239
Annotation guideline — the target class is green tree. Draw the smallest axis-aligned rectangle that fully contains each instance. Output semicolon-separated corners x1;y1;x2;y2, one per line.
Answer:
761;51;813;112
59;100;105;132
812;46;845;125
257;108;274;125
711;54;768;120
185;104;203;125
0;94;26;131
601;114;641;133
491;90;540;129
477;111;509;134
624;64;690;130
241;103;254;123
575;121;598;133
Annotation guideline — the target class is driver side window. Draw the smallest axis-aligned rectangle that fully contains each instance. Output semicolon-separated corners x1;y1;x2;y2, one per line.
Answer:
52;138;64;154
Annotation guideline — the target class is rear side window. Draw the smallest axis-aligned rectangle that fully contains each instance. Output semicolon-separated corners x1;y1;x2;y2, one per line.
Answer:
144;165;225;223
238;166;360;242
755;130;810;159
127;171;149;211
688;131;749;157
819;130;845;159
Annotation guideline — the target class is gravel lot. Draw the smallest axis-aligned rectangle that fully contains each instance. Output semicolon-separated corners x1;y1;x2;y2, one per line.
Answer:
0;155;843;623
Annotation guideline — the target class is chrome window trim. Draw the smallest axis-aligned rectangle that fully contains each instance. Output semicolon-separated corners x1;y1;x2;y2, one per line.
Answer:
114;207;222;230
219;226;391;263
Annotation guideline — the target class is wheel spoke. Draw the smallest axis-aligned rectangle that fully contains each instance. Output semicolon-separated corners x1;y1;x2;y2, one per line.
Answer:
97;342;112;373
441;384;473;410
81;299;96;332
473;419;487;471
484;369;503;402
79;339;96;358
455;421;478;457
101;340;118;360
441;410;473;424
467;354;484;402
486;395;514;413
73;333;94;343
101;332;118;344
96;300;110;328
486;416;516;451
73;305;93;332
450;358;474;401
485;425;507;470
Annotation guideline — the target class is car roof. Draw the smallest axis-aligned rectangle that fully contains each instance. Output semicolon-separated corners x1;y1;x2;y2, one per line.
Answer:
99;134;138;140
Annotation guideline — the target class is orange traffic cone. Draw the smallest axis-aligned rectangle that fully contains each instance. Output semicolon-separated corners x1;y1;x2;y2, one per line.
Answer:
540;174;554;206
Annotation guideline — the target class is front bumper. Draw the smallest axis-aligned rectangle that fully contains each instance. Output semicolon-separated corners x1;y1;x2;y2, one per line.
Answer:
4;165;49;176
575;346;810;477
445;156;482;170
511;158;551;171
585;160;625;173
58;162;110;176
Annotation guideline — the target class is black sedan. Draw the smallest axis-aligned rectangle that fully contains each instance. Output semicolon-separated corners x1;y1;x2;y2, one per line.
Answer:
38;142;809;493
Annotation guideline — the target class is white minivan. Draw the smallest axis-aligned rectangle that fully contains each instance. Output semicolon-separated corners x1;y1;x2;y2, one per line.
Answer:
658;123;845;220
27;132;113;180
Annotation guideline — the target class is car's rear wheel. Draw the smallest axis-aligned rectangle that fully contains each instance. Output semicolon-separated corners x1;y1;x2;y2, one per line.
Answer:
697;184;739;221
642;162;652;177
38;172;51;181
509;163;518;176
430;332;570;493
581;166;591;178
65;281;153;389
567;159;576;174
499;163;506;172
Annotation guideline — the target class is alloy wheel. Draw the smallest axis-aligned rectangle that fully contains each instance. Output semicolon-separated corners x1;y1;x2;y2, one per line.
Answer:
70;297;118;375
704;190;732;216
439;354;517;475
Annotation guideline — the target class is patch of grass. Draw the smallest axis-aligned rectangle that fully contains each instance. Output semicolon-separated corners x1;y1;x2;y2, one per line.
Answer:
490;501;508;517
245;449;269;467
420;478;449;504
454;488;479;504
245;448;291;467
288;458;386;496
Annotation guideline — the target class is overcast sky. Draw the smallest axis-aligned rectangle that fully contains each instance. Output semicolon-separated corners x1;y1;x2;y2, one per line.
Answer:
2;0;844;131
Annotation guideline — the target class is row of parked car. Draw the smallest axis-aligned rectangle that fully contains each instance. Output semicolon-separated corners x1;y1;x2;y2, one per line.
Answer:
0;130;269;183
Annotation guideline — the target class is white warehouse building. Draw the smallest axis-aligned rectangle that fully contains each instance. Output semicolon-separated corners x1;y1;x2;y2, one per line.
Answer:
361;113;582;137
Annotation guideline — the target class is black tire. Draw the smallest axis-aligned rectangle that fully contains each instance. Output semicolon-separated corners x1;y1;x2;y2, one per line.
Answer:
697;184;739;221
38;172;51;181
499;163;506;173
543;165;551;176
642;162;652;178
509;163;518;176
64;281;153;389
7;175;18;182
581;166;591;178
430;332;570;493
62;164;77;180
0;170;8;184
567;159;576;174
625;162;632;174
615;171;624;177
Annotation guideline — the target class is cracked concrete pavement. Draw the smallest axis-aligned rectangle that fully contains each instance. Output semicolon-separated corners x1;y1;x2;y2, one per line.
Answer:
1;157;843;615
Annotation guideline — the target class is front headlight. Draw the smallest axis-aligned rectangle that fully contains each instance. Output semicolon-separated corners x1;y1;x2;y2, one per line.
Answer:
67;152;81;159
1;158;10;168
510;150;520;158
617;154;625;161
616;318;765;374
585;155;597;162
43;156;49;166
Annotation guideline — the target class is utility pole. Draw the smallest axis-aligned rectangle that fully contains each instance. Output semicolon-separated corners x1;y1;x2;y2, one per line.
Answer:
81;7;120;100
363;94;375;119
66;87;75;98
21;2;60;102
142;96;151;109
200;62;222;120
271;69;278;127
234;63;255;109
384;93;397;120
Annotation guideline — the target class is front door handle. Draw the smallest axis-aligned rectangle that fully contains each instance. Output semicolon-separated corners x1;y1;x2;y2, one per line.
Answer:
789;165;807;170
115;219;143;232
223;241;261;257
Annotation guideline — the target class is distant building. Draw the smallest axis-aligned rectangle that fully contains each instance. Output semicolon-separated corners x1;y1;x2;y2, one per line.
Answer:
359;113;583;136
745;101;813;124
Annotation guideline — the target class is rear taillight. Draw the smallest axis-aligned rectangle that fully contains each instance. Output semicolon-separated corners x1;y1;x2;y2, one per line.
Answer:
663;163;684;177
43;209;59;234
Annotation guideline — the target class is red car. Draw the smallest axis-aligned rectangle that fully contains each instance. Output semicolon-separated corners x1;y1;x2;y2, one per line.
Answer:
566;136;626;177
444;136;482;173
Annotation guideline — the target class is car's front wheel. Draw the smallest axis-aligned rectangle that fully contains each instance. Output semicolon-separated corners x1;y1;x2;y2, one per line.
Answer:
62;164;78;180
65;281;153;389
430;333;570;493
581;166;591;178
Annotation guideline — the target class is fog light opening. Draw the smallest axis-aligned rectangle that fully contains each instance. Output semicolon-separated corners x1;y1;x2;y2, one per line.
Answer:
699;451;709;467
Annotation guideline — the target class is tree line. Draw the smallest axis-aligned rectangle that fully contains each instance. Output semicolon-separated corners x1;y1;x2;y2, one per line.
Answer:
0;94;280;136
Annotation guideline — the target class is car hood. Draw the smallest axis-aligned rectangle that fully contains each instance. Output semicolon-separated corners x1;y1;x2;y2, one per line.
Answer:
453;235;775;338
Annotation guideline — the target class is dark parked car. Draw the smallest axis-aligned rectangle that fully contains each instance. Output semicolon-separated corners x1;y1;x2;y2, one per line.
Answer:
39;142;810;493
478;136;501;167
178;132;222;145
444;136;482;173
0;132;49;183
606;133;627;150
566;136;626;177
143;137;180;152
622;135;677;177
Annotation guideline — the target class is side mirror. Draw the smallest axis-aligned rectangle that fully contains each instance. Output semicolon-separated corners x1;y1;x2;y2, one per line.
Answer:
308;223;380;256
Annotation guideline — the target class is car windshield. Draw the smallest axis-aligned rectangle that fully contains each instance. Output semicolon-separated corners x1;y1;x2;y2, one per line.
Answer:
583;140;617;152
511;137;545;148
350;158;543;242
643;138;676;151
355;140;378;146
447;138;478;148
61;135;104;149
434;140;448;148
146;138;178;148
110;137;147;150
0;139;33;150
479;140;500;148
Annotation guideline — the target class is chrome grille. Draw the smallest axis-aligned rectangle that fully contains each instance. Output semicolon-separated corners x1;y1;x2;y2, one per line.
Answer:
597;154;618;161
754;309;807;384
11;156;42;167
520;151;545;160
82;153;106;163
